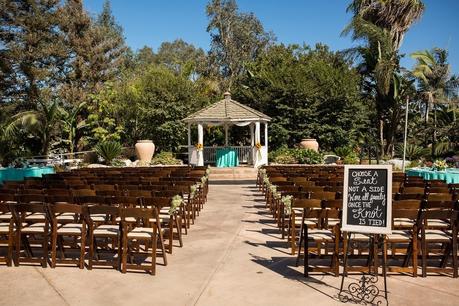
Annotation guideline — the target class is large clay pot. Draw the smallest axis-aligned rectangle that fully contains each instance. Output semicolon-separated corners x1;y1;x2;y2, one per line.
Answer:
299;138;319;152
135;140;155;162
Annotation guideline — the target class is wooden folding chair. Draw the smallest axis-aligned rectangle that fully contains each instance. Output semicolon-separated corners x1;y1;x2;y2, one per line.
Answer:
419;204;458;278
143;197;180;255
85;205;121;270
384;200;422;277
48;203;87;269
10;203;50;267
0;201;14;266
120;207;163;275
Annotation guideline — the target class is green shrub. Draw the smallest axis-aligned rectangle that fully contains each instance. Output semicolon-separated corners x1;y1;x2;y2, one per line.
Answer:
343;152;360;164
273;153;298;164
395;143;430;160
94;141;122;165
292;148;323;164
271;148;323;164
334;146;354;159
151;151;181;165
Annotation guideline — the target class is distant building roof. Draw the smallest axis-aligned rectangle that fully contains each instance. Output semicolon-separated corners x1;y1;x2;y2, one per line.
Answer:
183;92;271;123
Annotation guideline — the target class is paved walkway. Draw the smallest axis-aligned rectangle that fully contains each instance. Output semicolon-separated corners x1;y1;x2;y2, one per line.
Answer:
1;181;459;305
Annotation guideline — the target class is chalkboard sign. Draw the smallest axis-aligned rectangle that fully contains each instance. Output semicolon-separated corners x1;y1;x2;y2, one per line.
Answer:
342;165;392;234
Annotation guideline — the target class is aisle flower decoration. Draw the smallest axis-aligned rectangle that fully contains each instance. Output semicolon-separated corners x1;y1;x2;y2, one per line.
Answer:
431;159;447;171
195;143;203;151
255;142;262;159
281;195;293;215
168;195;183;215
190;184;198;199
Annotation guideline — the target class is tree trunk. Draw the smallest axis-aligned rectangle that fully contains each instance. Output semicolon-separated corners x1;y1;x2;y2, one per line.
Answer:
379;118;384;162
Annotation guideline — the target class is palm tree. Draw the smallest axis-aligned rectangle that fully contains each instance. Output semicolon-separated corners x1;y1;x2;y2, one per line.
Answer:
411;48;458;155
4;99;61;156
60;102;87;154
343;0;425;157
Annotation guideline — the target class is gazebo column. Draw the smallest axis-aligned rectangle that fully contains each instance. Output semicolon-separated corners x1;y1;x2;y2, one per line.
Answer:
197;123;204;166
224;123;229;147
264;122;268;148
250;123;254;146
253;122;261;167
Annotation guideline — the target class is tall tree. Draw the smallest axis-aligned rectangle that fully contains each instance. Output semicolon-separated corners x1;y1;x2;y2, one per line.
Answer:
59;0;127;106
206;0;274;90
411;48;459;154
156;39;207;79
237;44;369;151
0;0;67;107
343;0;424;157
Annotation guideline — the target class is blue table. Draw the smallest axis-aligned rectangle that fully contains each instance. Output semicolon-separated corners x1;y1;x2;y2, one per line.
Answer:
216;148;239;167
406;167;459;184
0;166;55;184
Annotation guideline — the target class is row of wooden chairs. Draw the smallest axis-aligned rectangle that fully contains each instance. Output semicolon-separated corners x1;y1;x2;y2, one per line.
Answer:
0;166;209;274
258;165;458;278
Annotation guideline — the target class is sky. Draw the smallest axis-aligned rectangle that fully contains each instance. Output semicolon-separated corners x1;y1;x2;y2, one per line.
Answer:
85;0;459;73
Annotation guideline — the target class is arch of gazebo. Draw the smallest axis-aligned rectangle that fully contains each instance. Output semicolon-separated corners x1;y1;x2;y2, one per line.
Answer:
183;92;271;168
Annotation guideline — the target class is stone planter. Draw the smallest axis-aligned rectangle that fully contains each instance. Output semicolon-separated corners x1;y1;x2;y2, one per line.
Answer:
135;140;155;163
299;138;319;152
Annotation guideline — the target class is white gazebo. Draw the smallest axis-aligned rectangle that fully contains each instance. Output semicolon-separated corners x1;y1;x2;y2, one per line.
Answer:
183;92;271;168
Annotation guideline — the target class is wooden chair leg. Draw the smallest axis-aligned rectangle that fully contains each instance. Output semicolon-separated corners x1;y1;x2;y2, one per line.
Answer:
175;217;183;247
51;230;57;268
168;220;173;254
121;235;128;273
7;230;14;267
42;233;48;268
15;232;21;266
88;233;94;270
304;225;308;277
79;232;86;269
152;227;157;275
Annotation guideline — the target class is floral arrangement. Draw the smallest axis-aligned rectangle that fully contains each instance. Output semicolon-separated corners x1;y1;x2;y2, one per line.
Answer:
168;195;183;215
255;142;262;150
195;143;203;151
281;195;293;215
431;159;448;171
190;184;198;199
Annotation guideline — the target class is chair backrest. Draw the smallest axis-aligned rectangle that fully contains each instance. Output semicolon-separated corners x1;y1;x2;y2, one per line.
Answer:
17;194;46;203
392;199;422;210
72;189;96;197
401;186;425;195
119;207;155;225
126;190;153;198
426;193;453;202
142;197;171;209
46;195;75;204
91;184;117;192
292;198;322;208
85;205;119;224
46;188;72;196
10;202;50;226
427;187;451;194
111;196;141;208
48;203;85;215
309;191;336;200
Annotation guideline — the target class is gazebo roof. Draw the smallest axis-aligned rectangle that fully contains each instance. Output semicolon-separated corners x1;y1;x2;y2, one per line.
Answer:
183;92;271;123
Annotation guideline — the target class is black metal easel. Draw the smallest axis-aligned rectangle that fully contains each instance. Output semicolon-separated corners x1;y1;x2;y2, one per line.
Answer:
338;232;388;305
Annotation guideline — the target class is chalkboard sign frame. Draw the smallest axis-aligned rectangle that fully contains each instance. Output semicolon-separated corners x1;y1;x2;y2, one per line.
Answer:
342;165;392;234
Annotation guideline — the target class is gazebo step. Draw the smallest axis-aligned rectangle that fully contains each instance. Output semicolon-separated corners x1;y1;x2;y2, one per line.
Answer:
208;167;257;180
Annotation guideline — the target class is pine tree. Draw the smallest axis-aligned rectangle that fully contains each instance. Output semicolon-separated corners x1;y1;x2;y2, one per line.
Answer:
0;0;67;107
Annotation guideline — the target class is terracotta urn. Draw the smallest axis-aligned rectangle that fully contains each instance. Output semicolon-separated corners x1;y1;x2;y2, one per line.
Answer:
135;140;155;163
299;138;319;152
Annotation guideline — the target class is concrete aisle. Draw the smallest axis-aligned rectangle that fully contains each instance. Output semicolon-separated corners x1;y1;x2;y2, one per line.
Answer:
1;181;458;306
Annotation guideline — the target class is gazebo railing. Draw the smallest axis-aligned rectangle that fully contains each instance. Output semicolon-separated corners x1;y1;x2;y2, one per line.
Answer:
203;146;252;164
